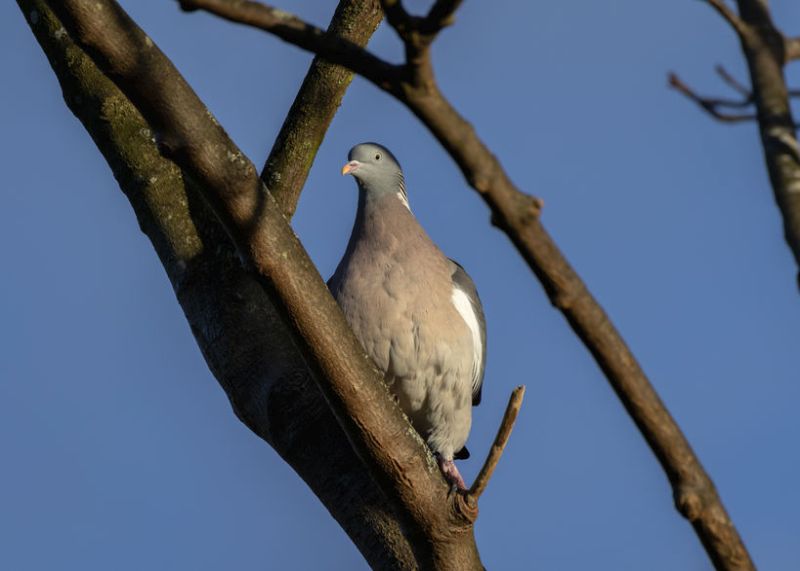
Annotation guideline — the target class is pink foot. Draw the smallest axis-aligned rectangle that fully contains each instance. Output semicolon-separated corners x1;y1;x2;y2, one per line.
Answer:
437;456;467;492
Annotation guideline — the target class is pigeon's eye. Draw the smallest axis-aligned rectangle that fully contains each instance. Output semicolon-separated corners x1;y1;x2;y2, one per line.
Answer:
375;153;381;161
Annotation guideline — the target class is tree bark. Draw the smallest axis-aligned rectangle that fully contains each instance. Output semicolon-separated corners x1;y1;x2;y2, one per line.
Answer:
734;0;800;287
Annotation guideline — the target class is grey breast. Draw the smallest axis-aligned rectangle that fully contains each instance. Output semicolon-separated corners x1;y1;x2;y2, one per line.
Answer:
328;190;486;460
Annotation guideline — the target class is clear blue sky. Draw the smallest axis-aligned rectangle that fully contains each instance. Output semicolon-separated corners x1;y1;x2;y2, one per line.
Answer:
2;1;799;569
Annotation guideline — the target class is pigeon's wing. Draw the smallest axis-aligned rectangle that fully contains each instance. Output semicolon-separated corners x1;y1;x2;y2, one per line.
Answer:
448;259;486;406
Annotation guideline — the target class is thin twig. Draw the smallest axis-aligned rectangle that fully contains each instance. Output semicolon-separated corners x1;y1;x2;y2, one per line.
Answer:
715;65;752;98
468;386;525;499
668;72;757;122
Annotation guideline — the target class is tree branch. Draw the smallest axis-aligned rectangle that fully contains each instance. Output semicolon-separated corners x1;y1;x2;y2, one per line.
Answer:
676;0;800;288
669;70;798;128
715;65;752;98
17;0;429;568
261;0;383;219
734;0;800;284
668;72;757;123
468;386;525;500
178;0;402;92
181;1;755;569
40;0;484;568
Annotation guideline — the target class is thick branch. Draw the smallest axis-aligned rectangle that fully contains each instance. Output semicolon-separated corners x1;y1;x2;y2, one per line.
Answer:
43;0;482;568
18;0;426;568
182;1;755;569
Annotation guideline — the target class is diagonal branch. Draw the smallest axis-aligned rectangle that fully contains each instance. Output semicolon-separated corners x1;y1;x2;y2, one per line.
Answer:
715;65;752;98
43;1;483;569
18;0;430;567
468;386;525;500
181;1;755;569
261;0;383;219
179;0;402;91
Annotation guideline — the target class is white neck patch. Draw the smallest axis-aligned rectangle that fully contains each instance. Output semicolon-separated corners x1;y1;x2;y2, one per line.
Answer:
397;192;411;210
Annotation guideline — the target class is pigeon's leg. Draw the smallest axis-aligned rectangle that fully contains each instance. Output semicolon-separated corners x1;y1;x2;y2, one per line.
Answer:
436;454;467;493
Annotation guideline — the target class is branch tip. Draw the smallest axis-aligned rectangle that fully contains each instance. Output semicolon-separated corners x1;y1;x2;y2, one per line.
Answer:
468;385;525;500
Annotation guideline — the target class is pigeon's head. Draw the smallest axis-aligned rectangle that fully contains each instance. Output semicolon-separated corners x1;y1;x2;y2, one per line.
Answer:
342;143;407;201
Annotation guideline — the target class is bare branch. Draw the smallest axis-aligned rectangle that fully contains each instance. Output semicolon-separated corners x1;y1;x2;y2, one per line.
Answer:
671;68;799;127
178;0;402;92
380;0;415;40
705;0;751;38
182;1;755;568
732;0;800;281
377;0;463;87
468;386;525;500
261;0;383;219
715;65;752;98
669;72;758;123
44;2;484;568
423;0;463;35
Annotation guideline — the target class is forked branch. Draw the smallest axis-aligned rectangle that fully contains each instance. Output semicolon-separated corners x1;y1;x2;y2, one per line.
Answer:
669;70;798;127
668;72;757;123
683;0;800;284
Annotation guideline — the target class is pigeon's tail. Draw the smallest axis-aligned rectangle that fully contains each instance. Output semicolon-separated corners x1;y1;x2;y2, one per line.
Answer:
454;446;470;460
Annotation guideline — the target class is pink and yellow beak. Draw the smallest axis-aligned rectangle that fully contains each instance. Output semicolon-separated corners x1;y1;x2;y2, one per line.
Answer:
341;160;361;176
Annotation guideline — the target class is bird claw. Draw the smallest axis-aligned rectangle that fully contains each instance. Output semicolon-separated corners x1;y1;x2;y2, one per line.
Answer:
437;455;467;493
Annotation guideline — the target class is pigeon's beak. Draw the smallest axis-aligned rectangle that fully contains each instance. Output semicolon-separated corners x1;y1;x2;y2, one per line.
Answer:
341;160;361;176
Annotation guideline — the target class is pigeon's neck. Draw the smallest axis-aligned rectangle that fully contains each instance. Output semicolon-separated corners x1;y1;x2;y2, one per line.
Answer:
345;185;419;252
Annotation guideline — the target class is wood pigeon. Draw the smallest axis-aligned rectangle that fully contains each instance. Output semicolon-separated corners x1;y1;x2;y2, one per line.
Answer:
328;142;486;490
